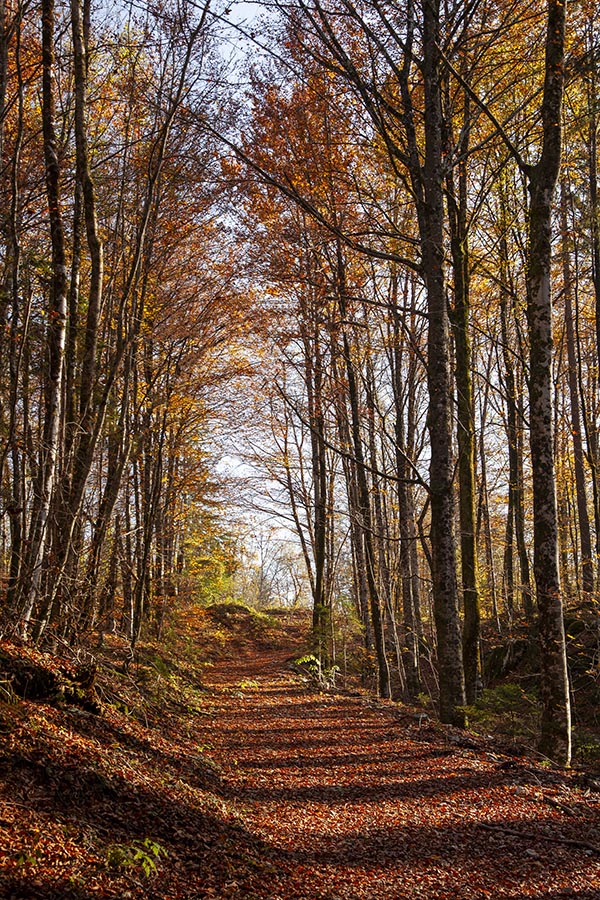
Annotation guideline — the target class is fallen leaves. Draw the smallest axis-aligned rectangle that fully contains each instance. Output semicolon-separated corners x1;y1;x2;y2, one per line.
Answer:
1;615;599;899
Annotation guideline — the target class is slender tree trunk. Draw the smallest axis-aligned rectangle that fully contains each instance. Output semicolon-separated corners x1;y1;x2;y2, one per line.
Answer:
365;353;406;694
583;24;600;588
330;342;372;647
588;24;600;390
304;321;330;656
281;402;317;598
498;182;533;620
22;0;68;635
446;120;480;705
560;182;594;595
500;293;523;619
80;421;131;629
391;280;421;697
525;0;571;765
5;15;26;612
477;426;500;632
421;0;466;725
336;248;391;698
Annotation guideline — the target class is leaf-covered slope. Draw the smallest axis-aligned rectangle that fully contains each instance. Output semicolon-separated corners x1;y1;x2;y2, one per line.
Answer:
1;607;599;899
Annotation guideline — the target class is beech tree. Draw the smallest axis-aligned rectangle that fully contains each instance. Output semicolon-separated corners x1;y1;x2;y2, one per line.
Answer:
231;0;583;757
0;0;252;649
262;0;469;721
520;0;571;764
1;0;598;767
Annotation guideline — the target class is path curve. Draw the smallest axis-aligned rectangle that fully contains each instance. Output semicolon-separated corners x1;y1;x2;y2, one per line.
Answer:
196;636;600;900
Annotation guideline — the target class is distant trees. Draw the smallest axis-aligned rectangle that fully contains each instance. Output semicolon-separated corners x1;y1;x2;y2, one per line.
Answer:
0;0;249;646
232;0;597;763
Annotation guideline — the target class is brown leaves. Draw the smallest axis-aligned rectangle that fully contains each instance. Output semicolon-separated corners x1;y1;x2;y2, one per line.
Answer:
1;617;599;899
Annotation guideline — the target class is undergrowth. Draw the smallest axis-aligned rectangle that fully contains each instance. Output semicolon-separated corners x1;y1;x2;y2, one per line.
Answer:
463;683;540;746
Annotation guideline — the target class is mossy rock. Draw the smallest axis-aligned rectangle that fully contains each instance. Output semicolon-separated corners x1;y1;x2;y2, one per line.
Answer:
206;602;274;631
483;637;539;681
0;640;101;714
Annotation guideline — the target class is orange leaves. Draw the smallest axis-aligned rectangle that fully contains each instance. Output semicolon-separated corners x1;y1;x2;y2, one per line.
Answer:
3;613;600;899
245;64;361;226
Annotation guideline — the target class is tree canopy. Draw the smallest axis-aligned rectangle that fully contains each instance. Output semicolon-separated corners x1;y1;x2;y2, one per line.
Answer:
1;0;599;765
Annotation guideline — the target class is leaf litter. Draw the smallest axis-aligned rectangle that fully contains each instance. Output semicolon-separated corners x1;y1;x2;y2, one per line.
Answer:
1;611;599;899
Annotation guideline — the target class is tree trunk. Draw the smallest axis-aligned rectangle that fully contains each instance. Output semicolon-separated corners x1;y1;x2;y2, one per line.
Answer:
421;0;466;726
579;19;600;589
560;182;594;595
446;119;480;705
336;248;391;698
525;0;571;765
304;318;331;657
498;180;533;620
22;0;68;635
365;351;406;695
391;279;421;697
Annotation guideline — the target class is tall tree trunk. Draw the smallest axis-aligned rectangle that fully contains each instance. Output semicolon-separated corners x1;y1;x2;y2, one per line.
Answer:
336;248;391;698
446;111;480;705
5;14;26;612
365;352;406;694
477;431;500;633
584;19;600;588
420;0;466;725
500;291;532;619
304;320;330;657
525;0;571;765
392;291;421;698
22;0;68;635
332;348;373;650
560;182;594;595
498;180;533;620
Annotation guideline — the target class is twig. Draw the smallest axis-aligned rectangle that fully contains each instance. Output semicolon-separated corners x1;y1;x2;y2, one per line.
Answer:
2;800;36;810
478;821;600;855
543;795;579;817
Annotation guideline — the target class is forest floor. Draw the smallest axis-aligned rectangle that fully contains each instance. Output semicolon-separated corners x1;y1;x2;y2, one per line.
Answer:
1;606;600;900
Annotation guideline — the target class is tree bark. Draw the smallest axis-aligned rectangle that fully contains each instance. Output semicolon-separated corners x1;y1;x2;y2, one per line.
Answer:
525;0;571;765
446;110;480;704
421;0;466;725
21;0;68;635
392;285;421;697
560;182;594;595
336;247;391;698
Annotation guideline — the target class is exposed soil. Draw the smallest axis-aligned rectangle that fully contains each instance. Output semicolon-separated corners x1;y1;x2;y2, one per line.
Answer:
1;609;599;899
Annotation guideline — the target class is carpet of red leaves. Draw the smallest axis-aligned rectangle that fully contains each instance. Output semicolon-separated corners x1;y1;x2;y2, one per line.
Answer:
1;612;599;899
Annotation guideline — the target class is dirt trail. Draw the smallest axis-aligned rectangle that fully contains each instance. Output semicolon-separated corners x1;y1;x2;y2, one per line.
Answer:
1;618;599;900
197;638;600;900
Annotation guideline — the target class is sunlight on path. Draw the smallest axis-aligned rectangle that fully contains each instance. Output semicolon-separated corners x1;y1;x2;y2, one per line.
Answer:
197;645;600;900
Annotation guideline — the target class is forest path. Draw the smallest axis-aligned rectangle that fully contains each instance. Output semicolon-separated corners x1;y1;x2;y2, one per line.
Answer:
197;637;600;900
